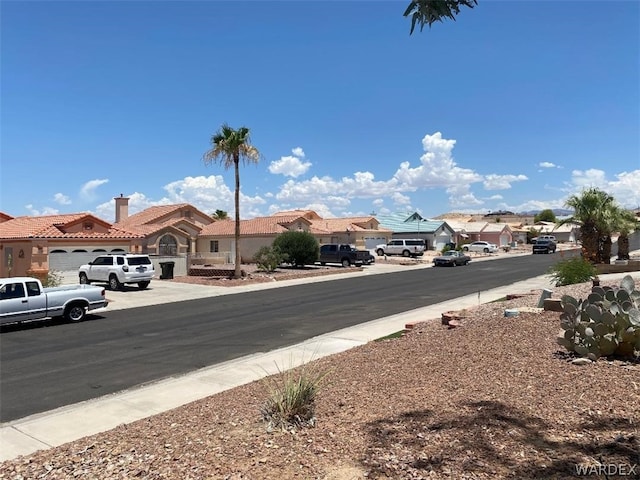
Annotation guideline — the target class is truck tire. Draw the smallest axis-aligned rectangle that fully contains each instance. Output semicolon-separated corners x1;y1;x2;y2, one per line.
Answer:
79;273;89;285
341;258;351;267
376;249;385;257
138;281;150;290
109;274;122;291
64;303;86;322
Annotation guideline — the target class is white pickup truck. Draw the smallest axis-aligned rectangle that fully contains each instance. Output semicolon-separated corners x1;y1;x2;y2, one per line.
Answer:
0;277;108;325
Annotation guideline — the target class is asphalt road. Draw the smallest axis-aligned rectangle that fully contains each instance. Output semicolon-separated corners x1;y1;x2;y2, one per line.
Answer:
0;253;569;422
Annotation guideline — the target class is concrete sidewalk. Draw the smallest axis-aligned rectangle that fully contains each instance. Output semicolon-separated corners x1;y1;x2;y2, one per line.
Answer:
2;263;637;462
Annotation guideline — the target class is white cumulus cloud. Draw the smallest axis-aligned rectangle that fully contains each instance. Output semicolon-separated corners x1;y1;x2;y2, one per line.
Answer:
53;193;71;205
269;155;312;178
80;179;109;201
539;162;558;168
483;174;528;190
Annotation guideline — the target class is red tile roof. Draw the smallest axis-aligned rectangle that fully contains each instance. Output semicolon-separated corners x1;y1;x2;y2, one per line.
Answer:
116;204;213;228
200;217;299;236
199;214;390;237
0;213;142;240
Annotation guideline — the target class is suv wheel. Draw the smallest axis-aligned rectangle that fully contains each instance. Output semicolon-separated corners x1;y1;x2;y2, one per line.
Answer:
402;250;410;257
79;273;89;285
376;249;385;256
463;246;469;252
109;274;122;291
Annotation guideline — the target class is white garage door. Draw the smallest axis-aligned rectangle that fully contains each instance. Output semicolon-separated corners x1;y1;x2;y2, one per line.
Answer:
49;248;127;273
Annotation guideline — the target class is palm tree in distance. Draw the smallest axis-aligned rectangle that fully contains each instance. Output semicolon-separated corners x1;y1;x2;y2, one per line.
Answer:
203;124;261;279
560;187;624;264
211;209;229;221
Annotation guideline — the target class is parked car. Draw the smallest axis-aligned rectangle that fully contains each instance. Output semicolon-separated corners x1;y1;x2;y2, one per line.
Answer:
0;276;108;325
318;244;370;267
531;235;556;245
532;239;557;254
79;254;155;290
432;250;471;267
376;239;426;257
462;241;499;254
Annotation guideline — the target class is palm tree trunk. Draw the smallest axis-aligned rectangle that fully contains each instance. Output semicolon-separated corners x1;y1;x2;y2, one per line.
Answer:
601;235;612;264
234;156;242;279
617;233;630;260
580;223;599;263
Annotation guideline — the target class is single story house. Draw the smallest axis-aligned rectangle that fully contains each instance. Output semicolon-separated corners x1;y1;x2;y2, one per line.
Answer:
197;210;392;263
442;220;513;247
0;212;144;279
533;221;580;243
375;212;456;251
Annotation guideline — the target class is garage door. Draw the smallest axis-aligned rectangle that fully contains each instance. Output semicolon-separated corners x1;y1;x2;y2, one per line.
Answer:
364;237;387;249
49;248;127;273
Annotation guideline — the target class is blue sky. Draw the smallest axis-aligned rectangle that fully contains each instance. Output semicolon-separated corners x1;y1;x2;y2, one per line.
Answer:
1;0;639;222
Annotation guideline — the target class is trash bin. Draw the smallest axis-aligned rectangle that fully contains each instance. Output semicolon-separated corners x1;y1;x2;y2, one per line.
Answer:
159;261;175;280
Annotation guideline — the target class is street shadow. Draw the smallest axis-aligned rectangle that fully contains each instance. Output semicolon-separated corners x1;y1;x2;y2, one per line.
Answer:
0;313;106;333
362;400;639;479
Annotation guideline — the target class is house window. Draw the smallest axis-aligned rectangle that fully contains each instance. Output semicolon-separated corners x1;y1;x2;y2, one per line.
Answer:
210;240;219;253
159;234;178;256
183;210;192;218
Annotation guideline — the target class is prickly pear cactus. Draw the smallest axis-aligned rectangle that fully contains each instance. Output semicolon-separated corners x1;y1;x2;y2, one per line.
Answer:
558;275;640;361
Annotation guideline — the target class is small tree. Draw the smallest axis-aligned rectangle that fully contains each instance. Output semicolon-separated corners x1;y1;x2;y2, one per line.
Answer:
253;246;283;273
272;231;319;268
534;209;556;223
526;227;540;244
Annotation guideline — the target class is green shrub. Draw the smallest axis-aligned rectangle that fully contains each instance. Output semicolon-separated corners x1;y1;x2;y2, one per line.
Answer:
253;246;283;273
42;270;62;287
260;359;329;431
558;275;640;360
272;231;319;267
547;256;597;286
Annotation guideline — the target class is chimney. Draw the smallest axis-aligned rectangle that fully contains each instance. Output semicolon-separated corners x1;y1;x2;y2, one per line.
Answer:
114;194;129;223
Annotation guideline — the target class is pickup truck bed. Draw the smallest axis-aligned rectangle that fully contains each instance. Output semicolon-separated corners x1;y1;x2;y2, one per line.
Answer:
0;277;108;325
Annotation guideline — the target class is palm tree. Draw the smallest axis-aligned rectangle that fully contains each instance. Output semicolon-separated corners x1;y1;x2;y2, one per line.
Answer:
560;187;620;264
404;0;478;34
203;124;261;279
614;209;639;260
211;209;229;221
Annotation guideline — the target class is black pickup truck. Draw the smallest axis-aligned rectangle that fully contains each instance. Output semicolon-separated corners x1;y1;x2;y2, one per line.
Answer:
318;244;372;267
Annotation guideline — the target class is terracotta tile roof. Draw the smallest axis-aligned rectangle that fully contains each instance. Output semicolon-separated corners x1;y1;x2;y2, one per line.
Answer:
116;204;213;228
200;214;391;237
0;213;143;240
124;217;204;236
310;217;388;233
271;210;323;220
200;218;293;236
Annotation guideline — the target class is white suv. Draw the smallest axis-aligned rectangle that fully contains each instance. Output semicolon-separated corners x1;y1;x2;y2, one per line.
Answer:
376;239;426;257
79;254;155;290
